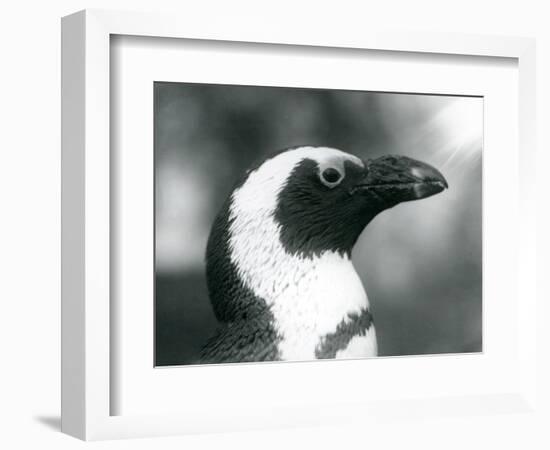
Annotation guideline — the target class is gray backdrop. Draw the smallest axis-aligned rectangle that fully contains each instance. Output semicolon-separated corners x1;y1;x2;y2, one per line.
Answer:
154;82;482;366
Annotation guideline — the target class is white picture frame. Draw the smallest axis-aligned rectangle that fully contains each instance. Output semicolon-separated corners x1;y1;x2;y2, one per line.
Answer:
61;9;537;441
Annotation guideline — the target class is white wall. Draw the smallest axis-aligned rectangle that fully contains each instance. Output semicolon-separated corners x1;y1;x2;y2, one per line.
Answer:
0;1;548;449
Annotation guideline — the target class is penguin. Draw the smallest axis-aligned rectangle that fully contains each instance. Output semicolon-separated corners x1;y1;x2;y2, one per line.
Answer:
200;146;448;364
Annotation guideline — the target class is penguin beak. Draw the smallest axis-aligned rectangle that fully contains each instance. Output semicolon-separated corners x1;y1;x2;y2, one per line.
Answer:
353;155;448;203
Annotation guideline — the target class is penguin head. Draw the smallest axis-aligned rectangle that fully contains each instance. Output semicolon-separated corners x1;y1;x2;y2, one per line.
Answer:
236;146;448;257
206;146;447;322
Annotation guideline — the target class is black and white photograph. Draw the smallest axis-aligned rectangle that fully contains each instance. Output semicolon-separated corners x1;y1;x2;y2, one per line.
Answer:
154;82;483;366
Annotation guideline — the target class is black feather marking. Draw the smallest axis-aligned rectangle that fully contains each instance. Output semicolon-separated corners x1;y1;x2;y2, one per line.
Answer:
275;158;375;258
200;314;281;364
315;308;373;359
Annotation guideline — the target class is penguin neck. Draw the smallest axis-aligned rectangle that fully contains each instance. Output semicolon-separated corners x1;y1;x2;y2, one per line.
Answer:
226;203;372;360
269;251;372;361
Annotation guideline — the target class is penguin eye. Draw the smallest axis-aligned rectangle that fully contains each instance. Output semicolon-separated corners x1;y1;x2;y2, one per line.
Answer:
320;167;343;187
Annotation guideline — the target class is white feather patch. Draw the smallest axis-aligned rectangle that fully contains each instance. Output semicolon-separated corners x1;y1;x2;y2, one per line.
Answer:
228;146;373;361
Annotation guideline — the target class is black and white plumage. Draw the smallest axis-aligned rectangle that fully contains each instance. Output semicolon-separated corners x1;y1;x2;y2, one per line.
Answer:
200;146;447;364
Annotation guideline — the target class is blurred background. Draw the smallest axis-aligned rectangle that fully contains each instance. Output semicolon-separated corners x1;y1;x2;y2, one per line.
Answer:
154;82;482;366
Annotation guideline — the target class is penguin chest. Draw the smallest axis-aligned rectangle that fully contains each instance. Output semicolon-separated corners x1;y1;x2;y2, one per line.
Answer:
268;253;376;361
